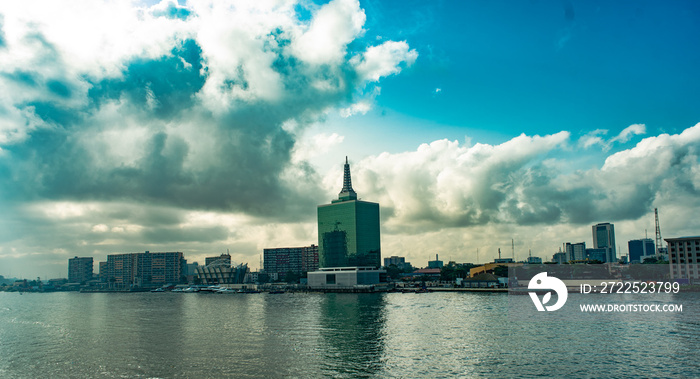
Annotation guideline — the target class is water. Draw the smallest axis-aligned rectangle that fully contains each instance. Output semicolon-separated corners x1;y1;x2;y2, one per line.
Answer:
1;291;698;378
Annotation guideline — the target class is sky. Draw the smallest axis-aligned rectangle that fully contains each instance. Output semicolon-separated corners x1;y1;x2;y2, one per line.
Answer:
1;0;699;279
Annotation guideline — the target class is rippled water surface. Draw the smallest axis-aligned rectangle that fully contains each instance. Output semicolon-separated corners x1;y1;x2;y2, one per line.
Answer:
1;291;698;378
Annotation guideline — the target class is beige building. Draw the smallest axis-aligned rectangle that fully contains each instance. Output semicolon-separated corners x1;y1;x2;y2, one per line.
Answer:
666;236;700;283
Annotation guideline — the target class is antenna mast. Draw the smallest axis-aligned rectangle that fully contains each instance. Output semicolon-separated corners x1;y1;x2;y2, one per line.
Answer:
655;208;663;255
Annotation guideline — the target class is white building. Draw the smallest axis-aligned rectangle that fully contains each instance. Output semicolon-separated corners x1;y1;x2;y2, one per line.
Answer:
307;267;385;288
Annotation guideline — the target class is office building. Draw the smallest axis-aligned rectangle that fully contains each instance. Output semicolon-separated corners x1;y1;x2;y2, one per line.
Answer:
564;242;586;261
68;257;93;284
592;223;616;263
628;238;656;263
666;236;700;283
317;157;381;268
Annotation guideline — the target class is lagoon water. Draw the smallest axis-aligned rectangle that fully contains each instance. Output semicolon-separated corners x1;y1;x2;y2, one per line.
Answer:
1;291;699;378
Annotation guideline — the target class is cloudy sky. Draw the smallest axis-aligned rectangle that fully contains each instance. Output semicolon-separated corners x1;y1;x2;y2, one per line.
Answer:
1;0;699;279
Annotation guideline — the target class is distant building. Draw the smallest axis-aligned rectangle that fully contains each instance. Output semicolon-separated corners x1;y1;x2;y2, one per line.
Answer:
666;236;700;283
469;262;523;277
592;223;616;263
585;248;607;262
197;263;249;285
98;261;107;282
628;238;655;263
552;252;567;264
428;254;444;268
68;256;93;284
384;256;411;271
317;157;381;268
185;262;199;284
526;256;543;264
105;251;185;288
493;258;514;264
205;254;231;267
308;267;385;288
264;246;304;279
564;242;586;261
301;244;319;273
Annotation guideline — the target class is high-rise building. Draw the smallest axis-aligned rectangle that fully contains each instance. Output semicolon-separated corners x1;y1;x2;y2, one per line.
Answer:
317;157;381;268
68;256;93;284
264;246;304;279
301;244;319;273
628;238;656;263
592;223;616;263
105;251;185;288
666;236;700;283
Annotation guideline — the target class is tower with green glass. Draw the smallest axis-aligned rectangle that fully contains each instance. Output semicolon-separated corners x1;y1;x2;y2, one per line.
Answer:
317;157;381;268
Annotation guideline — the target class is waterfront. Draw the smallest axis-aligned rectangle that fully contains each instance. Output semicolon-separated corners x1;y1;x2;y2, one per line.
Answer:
1;291;699;378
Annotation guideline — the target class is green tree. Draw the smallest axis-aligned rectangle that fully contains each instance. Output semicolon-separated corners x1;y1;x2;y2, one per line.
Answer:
386;264;401;280
493;265;509;277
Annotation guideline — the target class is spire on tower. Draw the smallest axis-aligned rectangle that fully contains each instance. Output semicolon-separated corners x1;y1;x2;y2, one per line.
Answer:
337;156;358;201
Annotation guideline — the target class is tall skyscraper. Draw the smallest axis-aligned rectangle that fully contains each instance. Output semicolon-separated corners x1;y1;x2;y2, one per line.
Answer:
592;223;616;263
317;157;381;268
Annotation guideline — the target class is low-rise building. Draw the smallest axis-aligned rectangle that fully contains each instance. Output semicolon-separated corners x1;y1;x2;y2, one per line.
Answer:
307;267;386;288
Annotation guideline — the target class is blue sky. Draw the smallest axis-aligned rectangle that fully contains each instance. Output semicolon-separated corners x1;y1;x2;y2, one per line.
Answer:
340;0;700;144
1;0;699;278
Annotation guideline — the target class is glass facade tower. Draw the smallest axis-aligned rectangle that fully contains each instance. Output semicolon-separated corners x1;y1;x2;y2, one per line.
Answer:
592;223;616;263
317;157;381;268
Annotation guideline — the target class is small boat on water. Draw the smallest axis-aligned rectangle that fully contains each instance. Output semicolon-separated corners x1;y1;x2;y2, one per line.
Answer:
268;290;285;294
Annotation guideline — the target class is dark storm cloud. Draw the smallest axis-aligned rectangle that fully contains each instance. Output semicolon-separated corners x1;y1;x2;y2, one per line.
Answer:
88;39;206;119
140;225;228;244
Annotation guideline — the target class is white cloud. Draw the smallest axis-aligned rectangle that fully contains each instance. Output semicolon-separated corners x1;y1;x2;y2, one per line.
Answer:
291;0;365;65
339;101;372;118
292;132;345;162
610;123;646;144
352;40;418;82
579;124;646;151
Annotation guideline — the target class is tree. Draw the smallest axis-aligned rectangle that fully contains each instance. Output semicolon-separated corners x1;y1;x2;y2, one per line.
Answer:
284;270;300;283
493;265;509;277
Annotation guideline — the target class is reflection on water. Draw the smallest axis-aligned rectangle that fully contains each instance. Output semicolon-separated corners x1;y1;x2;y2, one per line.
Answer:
0;291;698;378
318;294;385;377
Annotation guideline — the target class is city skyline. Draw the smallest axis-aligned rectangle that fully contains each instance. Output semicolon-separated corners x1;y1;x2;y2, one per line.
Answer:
1;0;700;279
